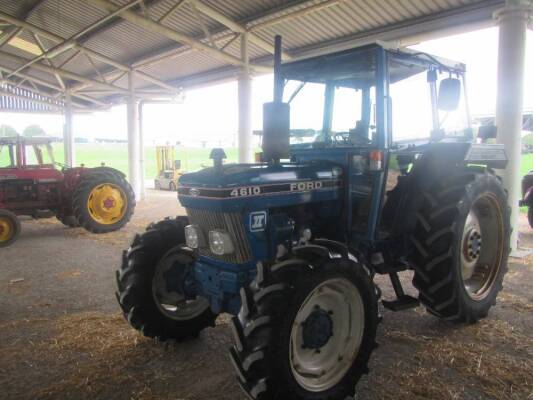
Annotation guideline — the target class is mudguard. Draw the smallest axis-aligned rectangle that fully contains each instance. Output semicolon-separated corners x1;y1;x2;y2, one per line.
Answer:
387;141;508;236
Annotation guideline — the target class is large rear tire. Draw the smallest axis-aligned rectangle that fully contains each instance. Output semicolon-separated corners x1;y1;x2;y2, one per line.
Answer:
528;207;533;229
0;209;20;247
230;251;379;400
73;169;135;233
116;217;216;341
411;169;510;323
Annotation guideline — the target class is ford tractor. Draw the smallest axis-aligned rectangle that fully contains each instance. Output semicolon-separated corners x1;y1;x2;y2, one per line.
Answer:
117;37;510;400
0;136;135;246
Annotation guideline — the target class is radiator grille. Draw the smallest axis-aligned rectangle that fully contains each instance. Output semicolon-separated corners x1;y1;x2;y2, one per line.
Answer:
186;208;252;264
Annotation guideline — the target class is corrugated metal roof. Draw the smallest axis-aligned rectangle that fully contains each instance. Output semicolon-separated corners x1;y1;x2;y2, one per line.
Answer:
0;0;504;111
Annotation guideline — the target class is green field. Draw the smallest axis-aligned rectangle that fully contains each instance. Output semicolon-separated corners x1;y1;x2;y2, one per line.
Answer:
51;144;243;178
0;143;242;177
3;142;533;181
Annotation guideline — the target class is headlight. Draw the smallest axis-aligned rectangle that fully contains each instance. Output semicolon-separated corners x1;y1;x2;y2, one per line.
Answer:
185;225;202;249
209;230;234;255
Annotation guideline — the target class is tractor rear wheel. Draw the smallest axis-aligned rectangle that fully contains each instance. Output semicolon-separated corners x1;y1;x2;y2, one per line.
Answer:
411;169;510;323
0;209;20;247
56;214;79;228
73;169;135;233
528;207;533;228
116;217;216;341
230;253;379;400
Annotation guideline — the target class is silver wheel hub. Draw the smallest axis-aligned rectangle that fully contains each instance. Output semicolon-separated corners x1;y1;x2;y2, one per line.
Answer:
152;249;209;321
460;193;504;300
289;277;365;392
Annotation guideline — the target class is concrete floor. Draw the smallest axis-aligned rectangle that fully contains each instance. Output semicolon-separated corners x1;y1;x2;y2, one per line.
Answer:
1;189;532;400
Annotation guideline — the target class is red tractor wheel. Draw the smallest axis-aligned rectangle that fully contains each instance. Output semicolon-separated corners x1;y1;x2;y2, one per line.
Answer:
72;169;135;234
0;209;21;247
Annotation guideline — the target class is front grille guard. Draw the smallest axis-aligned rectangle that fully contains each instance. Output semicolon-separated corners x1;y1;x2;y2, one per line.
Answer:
186;208;252;264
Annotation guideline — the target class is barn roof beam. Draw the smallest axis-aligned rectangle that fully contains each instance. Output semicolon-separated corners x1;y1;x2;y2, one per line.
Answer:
190;0;291;60
0;64;109;107
0;10;180;94
85;0;271;73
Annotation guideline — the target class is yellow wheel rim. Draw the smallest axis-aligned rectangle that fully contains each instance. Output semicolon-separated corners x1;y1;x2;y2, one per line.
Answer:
87;183;128;225
0;216;14;242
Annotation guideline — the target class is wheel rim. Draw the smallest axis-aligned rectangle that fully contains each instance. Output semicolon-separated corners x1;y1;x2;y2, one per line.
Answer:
0;216;14;242
151;249;209;321
289;277;365;392
460;193;504;300
87;183;127;225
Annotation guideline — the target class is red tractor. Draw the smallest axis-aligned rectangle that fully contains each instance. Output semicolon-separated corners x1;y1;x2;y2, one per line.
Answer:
0;136;135;247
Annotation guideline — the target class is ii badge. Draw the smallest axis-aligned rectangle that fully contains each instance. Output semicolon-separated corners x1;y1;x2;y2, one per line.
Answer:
249;211;267;232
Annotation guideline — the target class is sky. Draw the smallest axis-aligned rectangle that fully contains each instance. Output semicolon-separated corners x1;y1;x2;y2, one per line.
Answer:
1;27;532;146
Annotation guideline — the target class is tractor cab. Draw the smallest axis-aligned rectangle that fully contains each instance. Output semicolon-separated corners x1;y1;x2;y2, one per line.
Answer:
276;43;474;241
0;136;57;169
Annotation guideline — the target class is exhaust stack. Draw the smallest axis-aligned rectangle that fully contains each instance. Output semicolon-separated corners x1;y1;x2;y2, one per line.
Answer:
262;35;290;163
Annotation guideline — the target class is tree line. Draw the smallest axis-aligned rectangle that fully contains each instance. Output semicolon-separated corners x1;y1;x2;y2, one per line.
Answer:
0;124;47;137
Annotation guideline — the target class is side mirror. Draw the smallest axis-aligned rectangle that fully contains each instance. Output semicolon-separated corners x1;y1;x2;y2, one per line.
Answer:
437;78;461;111
478;125;497;141
262;102;290;162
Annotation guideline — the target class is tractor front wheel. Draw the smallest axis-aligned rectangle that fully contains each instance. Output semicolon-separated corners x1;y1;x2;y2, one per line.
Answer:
116;217;216;341
73;169;135;233
411;169;510;323
0;210;20;247
230;254;379;400
56;214;80;228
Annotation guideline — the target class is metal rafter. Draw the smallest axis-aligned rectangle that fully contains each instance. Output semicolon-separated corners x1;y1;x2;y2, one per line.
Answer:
190;0;292;59
125;0;342;72
0;64;108;107
85;0;270;72
2;0;144;81
0;78;91;109
29;32;66;90
62;0;339;97
0;0;47;48
0;10;180;95
0;50;132;95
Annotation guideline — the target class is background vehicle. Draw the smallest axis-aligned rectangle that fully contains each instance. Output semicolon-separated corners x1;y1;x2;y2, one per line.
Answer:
154;145;183;191
0;136;135;247
117;38;510;400
521;171;533;227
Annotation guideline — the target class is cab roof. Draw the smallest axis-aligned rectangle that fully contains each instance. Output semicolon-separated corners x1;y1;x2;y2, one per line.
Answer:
281;42;466;89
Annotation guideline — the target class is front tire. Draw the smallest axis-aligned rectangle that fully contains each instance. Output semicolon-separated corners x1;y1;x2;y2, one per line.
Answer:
230;253;379;400
411;169;510;323
56;214;79;228
116;217;216;341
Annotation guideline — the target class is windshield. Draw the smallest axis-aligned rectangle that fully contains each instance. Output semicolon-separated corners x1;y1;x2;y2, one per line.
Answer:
286;79;377;147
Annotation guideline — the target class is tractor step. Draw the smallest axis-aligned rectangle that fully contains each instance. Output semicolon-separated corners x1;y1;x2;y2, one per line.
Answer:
381;272;420;312
382;295;419;311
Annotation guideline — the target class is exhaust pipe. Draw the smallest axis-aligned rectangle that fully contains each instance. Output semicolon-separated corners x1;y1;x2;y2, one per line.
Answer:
262;35;290;163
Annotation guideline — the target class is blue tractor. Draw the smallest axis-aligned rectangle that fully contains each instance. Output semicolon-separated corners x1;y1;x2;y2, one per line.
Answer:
117;37;510;400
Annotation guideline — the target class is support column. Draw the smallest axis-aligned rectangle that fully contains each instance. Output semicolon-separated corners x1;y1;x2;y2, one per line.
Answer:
63;92;75;167
138;101;146;200
494;0;531;250
238;32;253;163
127;71;141;201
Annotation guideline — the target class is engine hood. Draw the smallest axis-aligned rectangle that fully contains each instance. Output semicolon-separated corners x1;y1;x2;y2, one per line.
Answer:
178;161;343;211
